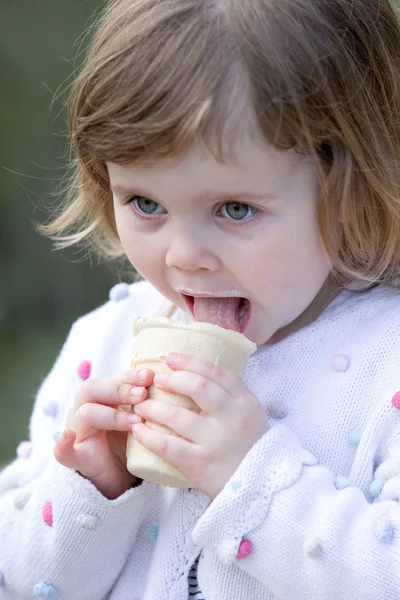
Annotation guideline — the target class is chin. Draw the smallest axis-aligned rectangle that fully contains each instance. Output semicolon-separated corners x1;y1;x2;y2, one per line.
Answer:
247;331;268;346
239;322;265;346
247;320;282;346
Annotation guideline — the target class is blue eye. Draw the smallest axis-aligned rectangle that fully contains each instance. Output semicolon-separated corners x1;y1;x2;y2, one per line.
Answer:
131;196;165;215
220;203;256;221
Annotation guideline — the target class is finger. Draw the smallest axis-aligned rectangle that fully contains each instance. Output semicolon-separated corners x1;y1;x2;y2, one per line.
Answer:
134;399;206;444
71;403;142;443
72;379;127;419
152;370;231;415
128;385;149;405
166;353;243;397
131;422;199;475
54;428;79;469
71;374;151;418
53;429;111;479
111;367;155;389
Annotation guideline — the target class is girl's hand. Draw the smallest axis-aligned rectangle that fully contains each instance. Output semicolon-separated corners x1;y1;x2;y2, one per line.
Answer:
54;368;154;499
131;353;269;499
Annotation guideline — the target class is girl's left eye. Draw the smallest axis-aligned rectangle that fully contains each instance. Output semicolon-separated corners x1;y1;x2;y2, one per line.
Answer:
130;196;166;215
219;202;256;221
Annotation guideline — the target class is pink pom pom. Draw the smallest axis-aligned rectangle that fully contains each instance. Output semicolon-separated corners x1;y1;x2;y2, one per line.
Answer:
236;538;252;559
42;501;53;527
77;360;92;381
392;392;400;410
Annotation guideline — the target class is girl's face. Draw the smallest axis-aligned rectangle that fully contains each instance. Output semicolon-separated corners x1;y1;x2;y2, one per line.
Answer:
108;136;332;345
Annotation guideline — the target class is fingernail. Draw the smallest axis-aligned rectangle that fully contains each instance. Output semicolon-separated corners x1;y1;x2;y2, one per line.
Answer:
128;414;142;424
138;369;148;381
60;430;68;443
153;374;165;384
130;386;145;397
166;353;180;364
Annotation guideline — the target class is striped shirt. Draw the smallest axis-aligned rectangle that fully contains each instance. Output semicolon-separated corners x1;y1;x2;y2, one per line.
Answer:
188;555;205;599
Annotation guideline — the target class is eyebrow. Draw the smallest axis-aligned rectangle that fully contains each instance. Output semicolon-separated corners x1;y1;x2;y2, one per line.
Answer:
110;184;277;204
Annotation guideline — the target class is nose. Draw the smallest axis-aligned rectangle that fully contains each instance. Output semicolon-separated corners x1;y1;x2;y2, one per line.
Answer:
165;226;221;272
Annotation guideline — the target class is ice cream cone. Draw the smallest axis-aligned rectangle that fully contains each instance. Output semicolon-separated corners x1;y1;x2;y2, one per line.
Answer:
126;317;256;488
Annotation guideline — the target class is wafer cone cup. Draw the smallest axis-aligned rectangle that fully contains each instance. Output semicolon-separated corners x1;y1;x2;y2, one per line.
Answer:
126;317;256;488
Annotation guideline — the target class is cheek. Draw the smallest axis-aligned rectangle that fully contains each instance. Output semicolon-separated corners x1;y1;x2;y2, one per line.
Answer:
125;239;160;276
242;221;329;293
114;216;154;271
118;227;141;260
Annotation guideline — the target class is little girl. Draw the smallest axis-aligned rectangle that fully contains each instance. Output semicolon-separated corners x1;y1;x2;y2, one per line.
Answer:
2;0;400;598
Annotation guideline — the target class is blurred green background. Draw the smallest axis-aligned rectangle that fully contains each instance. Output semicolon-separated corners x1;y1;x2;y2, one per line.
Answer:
0;1;125;465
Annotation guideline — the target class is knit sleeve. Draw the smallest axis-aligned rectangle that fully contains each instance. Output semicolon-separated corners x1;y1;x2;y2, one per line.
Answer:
191;421;400;600
0;310;157;599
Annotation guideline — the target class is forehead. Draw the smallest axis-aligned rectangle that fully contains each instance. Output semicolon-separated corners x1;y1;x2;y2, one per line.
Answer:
107;136;313;201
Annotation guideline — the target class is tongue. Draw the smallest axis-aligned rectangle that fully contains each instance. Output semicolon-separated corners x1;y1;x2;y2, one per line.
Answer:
193;297;241;333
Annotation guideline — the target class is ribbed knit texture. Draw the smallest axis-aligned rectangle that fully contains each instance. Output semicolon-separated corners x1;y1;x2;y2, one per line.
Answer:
1;280;400;599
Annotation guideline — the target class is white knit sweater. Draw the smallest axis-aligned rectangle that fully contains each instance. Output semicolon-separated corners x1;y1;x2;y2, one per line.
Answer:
1;280;400;600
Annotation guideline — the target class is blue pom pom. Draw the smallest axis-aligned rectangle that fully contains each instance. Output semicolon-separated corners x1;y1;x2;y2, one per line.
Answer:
348;428;362;447
334;476;352;490
34;581;56;598
109;283;130;302
230;481;242;492
42;402;59;418
370;478;386;498
148;523;159;541
375;517;394;543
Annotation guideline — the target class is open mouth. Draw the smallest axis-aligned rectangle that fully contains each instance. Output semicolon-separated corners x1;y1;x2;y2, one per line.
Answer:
181;294;251;333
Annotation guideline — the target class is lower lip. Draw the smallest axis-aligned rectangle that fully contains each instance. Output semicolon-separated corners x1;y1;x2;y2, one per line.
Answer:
181;294;252;335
